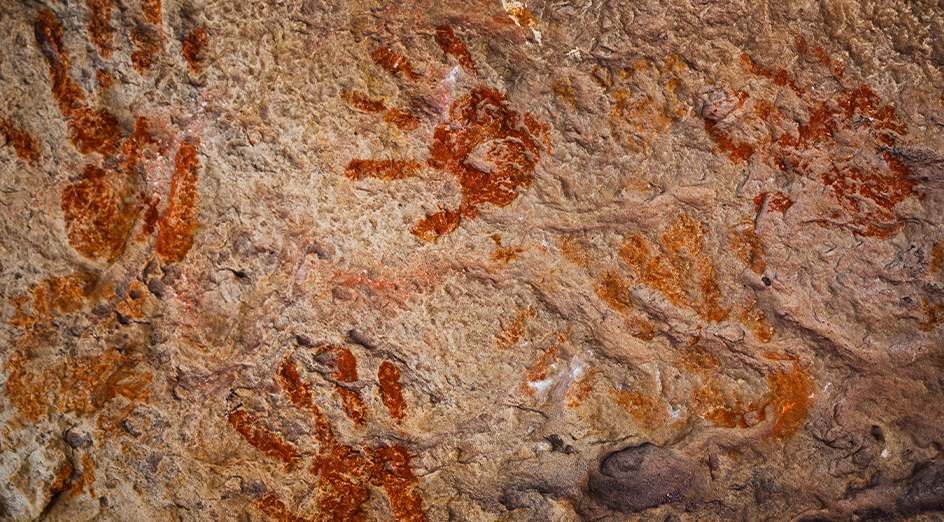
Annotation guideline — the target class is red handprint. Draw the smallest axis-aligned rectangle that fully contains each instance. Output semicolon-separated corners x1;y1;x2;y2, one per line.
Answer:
33;6;204;263
228;347;425;522
343;25;549;241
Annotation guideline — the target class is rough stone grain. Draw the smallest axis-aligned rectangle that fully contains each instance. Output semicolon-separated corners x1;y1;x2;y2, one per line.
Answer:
1;0;943;521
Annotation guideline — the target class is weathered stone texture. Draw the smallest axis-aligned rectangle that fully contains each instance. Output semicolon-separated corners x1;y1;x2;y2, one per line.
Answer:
1;0;943;521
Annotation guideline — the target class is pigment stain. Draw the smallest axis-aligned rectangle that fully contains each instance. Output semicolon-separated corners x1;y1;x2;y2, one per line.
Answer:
707;51;919;238
139;0;162;25
920;300;944;332
155;142;199;263
795;36;808;55
504;2;537;27
490;234;524;264
87;0;113;58
7;325;152;424
317;346;366;425
931;242;943;274
741;305;775;344
559;236;590;268
754;191;793;214
10;272;97;335
254;495;313;522
371;47;419;81
610;389;666;430
384;108;420;131
675;339;720;374
96;69;114;90
495;308;535;349
51;460;74;496
70;454;97;497
228;410;300;466
618;214;775;341
341;90;387;113
521;345;560;395
365;445;426;522
552;80;577;109
739;54;804;93
566;369;598;408
277;360;335;444
56;347;151;415
794;38;846;78
0;118;41;164
182;25;208;73
595;271;635;314
378;361;406;420
694;383;765;430
595;271;656;340
703;118;754;163
61;165;139;261
603;56;689;153
731;224;766;274
435;25;476;74
35;9;122;154
764;364;815;440
492;244;525;263
688;356;813;441
620;213;728;323
130;25;161;72
345;159;420;181
342;91;420;131
119;116;158;171
59;116;156;254
411;208;464;242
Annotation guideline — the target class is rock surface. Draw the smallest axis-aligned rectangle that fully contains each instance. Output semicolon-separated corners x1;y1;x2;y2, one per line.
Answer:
1;0;943;521
589;444;706;512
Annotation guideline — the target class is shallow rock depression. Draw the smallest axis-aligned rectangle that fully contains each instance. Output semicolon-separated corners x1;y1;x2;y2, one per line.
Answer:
1;0;944;520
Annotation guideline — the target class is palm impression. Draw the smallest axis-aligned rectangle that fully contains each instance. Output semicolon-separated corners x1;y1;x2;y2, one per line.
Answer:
32;5;207;264
343;25;549;241
227;346;426;522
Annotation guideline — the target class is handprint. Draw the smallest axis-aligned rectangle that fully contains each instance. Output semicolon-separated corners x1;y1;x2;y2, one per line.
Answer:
343;25;549;241
5;0;209;433
227;346;425;522
33;5;204;263
1;8;207;511
703;45;920;238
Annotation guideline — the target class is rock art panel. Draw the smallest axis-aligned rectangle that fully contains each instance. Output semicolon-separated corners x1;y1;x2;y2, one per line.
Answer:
1;1;943;521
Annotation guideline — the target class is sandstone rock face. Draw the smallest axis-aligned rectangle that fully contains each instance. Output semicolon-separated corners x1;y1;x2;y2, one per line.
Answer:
1;0;943;521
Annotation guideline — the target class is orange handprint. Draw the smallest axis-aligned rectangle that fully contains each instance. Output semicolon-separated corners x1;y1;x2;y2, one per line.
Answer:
33;5;204;263
703;48;920;238
343;25;549;241
4;3;205;426
228;347;426;522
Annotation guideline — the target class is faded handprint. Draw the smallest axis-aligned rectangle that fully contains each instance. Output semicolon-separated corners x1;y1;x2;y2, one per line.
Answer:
343;25;549;241
703;42;920;238
227;346;426;522
6;1;210;426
